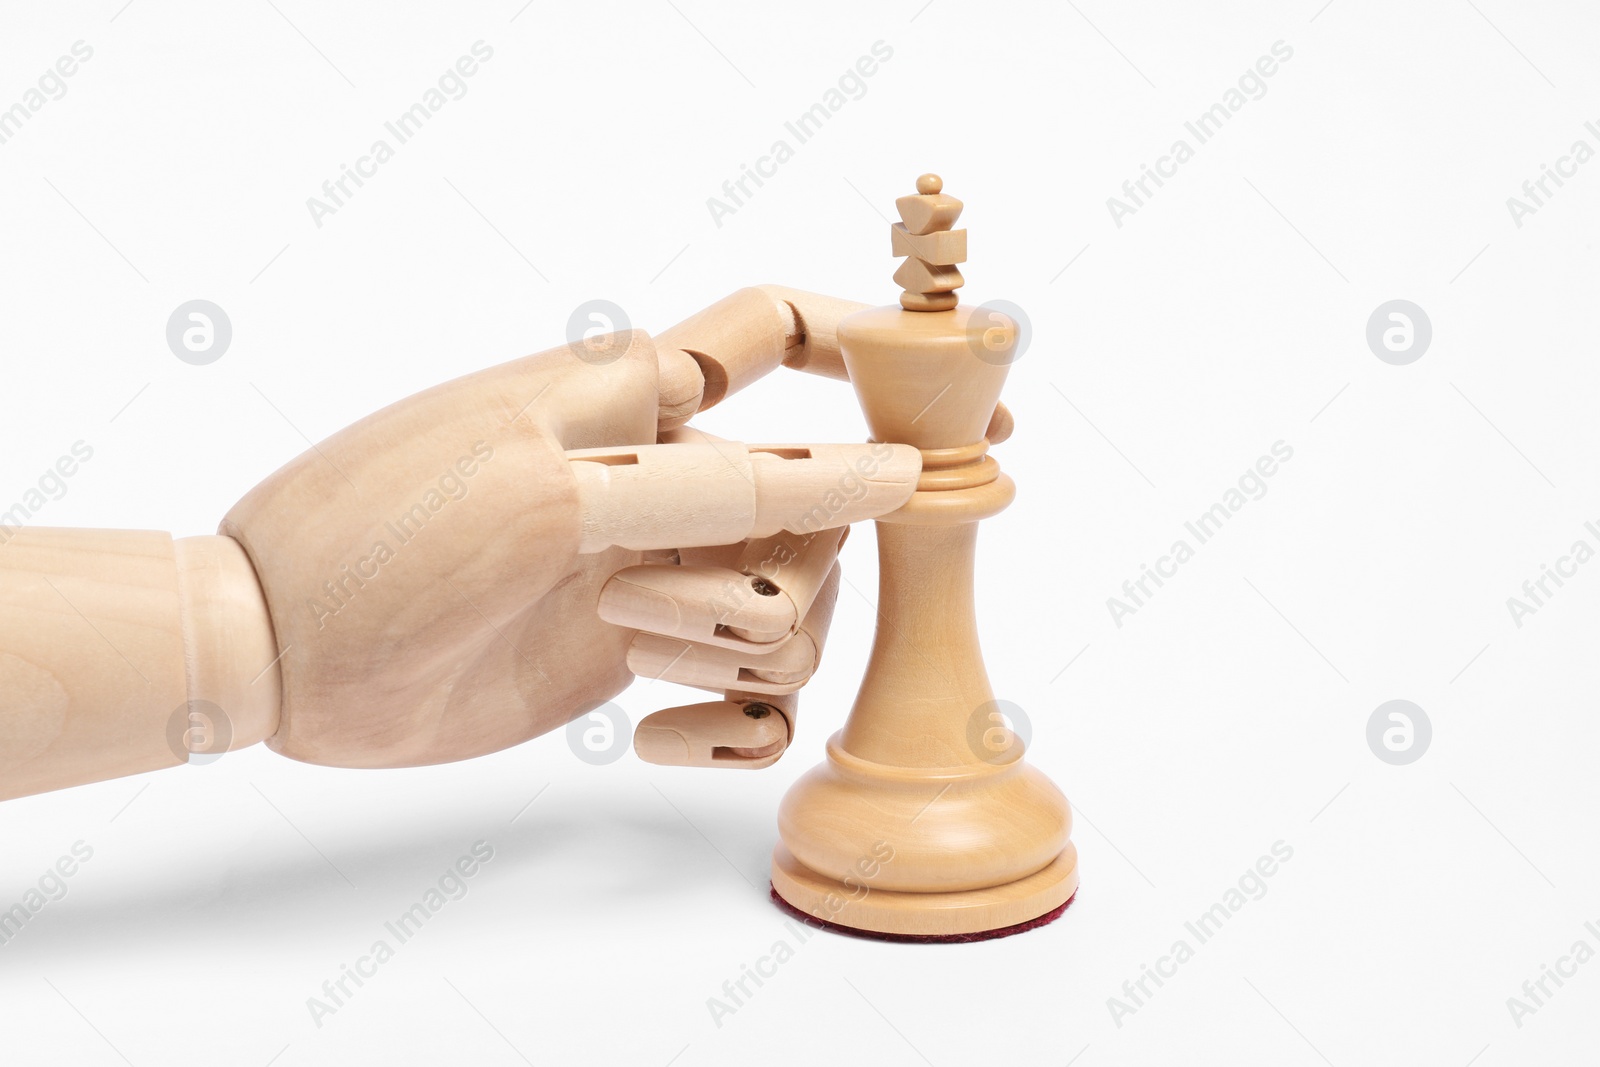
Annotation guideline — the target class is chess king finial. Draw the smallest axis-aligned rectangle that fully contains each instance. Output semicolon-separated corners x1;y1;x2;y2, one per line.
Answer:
892;172;967;311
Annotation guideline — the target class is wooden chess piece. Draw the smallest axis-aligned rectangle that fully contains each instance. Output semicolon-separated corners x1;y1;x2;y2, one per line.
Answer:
770;174;1078;939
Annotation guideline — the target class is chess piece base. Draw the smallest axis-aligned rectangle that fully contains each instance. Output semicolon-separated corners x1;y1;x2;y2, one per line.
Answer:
772;728;1076;939
771;842;1078;939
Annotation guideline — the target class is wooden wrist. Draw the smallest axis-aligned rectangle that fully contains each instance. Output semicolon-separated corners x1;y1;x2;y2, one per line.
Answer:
0;529;280;801
173;535;282;754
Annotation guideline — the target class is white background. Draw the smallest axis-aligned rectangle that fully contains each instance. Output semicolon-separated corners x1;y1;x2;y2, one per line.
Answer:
3;0;1598;1064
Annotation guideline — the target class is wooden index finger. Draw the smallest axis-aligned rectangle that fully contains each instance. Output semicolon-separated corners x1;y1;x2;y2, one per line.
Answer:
566;440;918;553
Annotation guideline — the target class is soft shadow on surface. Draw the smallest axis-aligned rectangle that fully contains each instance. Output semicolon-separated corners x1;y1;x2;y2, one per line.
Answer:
0;797;776;965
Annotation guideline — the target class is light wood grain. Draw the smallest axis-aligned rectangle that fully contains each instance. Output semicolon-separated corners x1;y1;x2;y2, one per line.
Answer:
567;441;918;553
772;176;1078;935
0;529;276;799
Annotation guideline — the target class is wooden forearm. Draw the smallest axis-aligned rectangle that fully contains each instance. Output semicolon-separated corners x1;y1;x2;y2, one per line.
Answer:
0;529;280;800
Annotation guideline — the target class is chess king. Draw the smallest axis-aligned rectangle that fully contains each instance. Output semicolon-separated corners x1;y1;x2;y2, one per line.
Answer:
0;175;1075;941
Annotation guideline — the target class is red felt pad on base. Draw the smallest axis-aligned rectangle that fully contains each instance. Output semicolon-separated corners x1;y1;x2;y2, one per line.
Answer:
769;883;1077;944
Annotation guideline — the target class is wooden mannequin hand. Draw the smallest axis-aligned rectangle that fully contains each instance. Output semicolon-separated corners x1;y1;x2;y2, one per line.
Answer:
586;428;883;770
220;329;917;772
